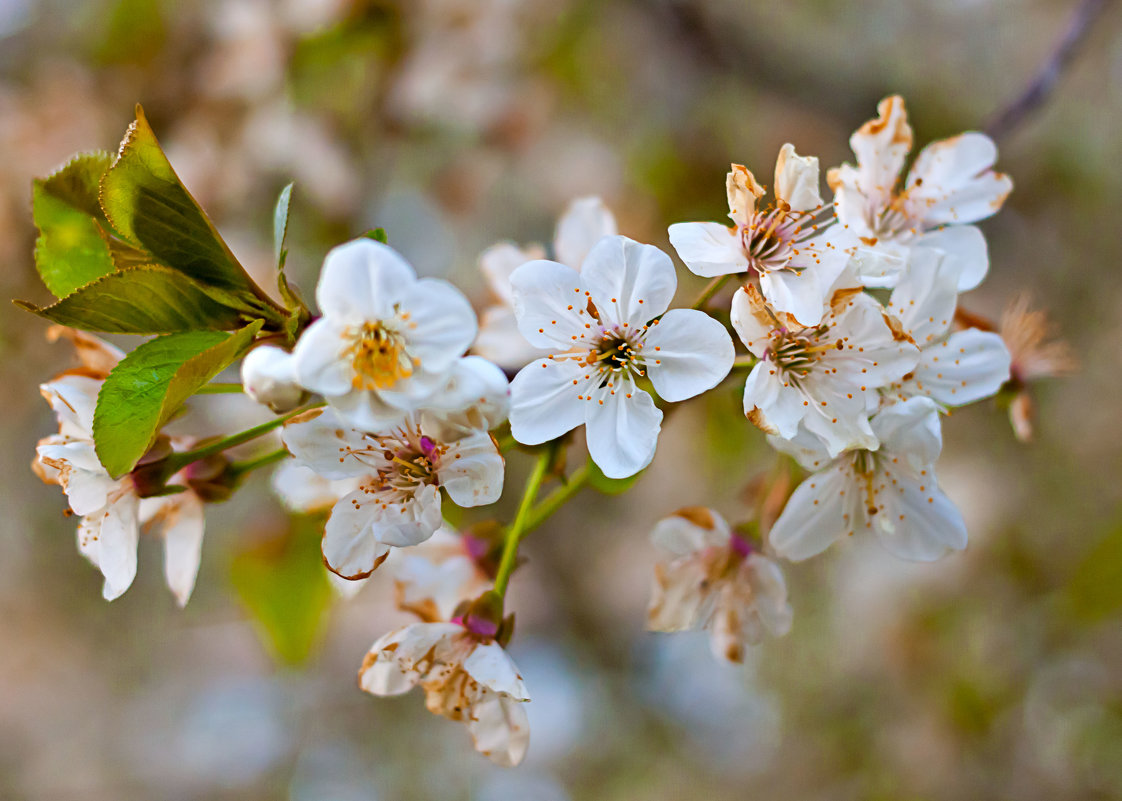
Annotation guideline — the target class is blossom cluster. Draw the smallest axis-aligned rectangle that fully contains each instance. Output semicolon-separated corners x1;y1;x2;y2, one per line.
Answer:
28;96;1069;767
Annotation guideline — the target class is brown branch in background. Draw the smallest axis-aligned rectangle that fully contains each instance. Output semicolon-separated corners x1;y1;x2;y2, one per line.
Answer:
985;0;1111;141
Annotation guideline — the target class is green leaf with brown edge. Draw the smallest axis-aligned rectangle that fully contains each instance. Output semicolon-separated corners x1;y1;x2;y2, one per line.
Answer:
91;320;263;477
230;513;333;666
15;265;249;333
31;152;117;297
100;105;281;320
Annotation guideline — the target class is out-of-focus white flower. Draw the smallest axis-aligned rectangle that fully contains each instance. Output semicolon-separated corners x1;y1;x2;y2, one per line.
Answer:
668;145;851;325
768;396;967;562
394;526;493;622
508;235;734;478
241;345;306;412
998;294;1076;442
282;405;503;580
827;95;1012;290
648;507;792;662
290;239;477;432
474;196;617;369
885;247;1010;406
34;335;206;604
358;620;530;766
270;460;363;514
731;283;918;456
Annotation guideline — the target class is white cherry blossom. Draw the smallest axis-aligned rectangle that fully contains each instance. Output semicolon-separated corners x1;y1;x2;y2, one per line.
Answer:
282;403;504;580
35;352;206;605
359;620;530;766
768;396;967;562
648;507;792;662
474;196;617;368
668;145;852;325
827;95;1012;290
884;247;1010;407
291;238;478;431
731;282;918;456
508;235;734;478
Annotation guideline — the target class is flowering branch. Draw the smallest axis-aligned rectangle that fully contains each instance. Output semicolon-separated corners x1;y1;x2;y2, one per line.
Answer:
163;402;321;474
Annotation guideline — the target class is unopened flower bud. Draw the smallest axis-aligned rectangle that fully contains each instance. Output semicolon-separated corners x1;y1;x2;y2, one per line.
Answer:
241;346;306;412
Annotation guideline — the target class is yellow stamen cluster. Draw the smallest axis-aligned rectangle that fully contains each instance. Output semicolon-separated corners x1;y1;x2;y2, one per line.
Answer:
349;322;415;390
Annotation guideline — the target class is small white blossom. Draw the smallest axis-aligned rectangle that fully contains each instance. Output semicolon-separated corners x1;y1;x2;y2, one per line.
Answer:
668;145;851;325
885;247;1010;406
508;235;734;478
648;507;792;662
35;349;206;605
768;396;967;562
394;526;493;622
282;402;504;580
291;238;478;431
359;621;530;766
731;282;918;456
827;95;1012;290
241;344;306;412
474;196;617;369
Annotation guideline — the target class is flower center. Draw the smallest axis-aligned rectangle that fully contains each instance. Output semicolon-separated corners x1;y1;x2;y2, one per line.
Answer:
768;324;839;379
585;328;645;384
739;203;829;274
349;322;414;391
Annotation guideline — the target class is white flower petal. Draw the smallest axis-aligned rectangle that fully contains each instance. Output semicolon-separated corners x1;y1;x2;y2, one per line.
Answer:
479;241;544;305
463;641;530;700
584;380;662;479
282;408;382;480
667;221;749;278
745;555;793;636
729;285;774;357
908;328;1011;406
290;318;354;396
887;247;959;345
323;485;443;578
743;365;805;439
872;476;968;560
421;356;510;436
774;143;822;212
40;374;101;438
467;688;530;767
316;238;415;321
397;278;478;373
509;259;596;349
271;460;362;513
473;305;550;369
155;493;206;607
582;235;677;325
650;508;730;556
95;492;141;601
870;396;943;471
913;225;989;292
759;267;831;327
769;463;855;561
508;358;587;445
553;195;617;270
647;557;708;632
906;132;1012;226
643;309;734;402
438;432;504;507
359;623;462;696
241;345;305;412
848;95;913;210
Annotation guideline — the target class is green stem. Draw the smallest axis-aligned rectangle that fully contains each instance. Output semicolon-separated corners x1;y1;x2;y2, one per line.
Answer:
523;463;590;536
496;432;519;453
493;451;552;598
732;354;758;369
691;274;732;310
194;382;245;394
229;447;290;478
165;402;322;473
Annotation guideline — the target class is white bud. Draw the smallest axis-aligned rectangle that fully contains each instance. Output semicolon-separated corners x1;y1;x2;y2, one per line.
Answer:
241;346;306;412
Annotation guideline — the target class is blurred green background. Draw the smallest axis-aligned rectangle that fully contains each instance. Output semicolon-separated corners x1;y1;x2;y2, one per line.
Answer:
1;1;1120;799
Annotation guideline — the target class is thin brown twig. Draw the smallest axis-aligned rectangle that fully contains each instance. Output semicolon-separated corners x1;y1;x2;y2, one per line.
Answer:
985;0;1111;141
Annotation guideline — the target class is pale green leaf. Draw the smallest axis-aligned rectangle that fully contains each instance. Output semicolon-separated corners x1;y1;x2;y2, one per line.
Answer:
92;321;263;477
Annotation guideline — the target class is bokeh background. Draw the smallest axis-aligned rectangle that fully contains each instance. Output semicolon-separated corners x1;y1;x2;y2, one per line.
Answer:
1;1;1120;799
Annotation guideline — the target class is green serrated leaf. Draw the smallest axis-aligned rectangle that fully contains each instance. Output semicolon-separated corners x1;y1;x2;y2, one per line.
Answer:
230;514;333;666
273;182;293;267
16;265;249;333
587;457;644;495
92;321;263;477
363;227;387;244
1066;520;1122;623
32;152;117;297
100;106;277;311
